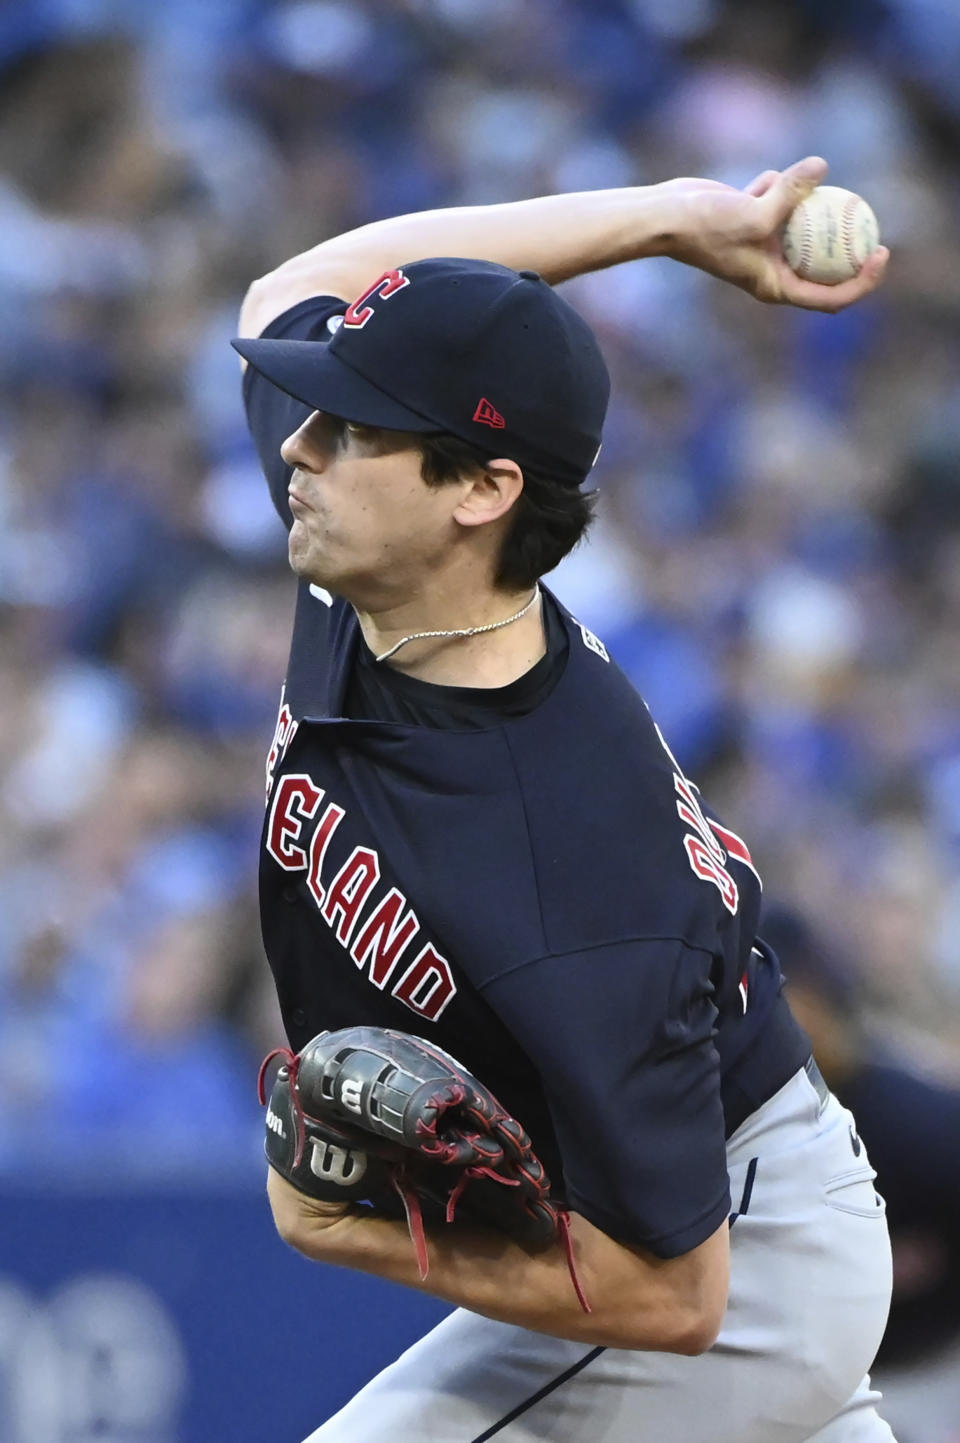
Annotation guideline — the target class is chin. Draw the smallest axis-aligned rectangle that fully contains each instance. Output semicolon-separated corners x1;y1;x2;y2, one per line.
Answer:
287;535;373;600
290;557;331;587
288;531;324;581
289;551;344;595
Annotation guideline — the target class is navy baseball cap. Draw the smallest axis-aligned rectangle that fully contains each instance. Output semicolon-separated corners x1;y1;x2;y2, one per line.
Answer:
232;258;609;487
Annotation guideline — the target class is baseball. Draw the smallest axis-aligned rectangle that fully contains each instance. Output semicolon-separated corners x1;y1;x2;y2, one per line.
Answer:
782;185;880;285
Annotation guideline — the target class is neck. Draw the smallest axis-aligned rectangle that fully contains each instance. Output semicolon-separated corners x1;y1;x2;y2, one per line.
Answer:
354;585;546;687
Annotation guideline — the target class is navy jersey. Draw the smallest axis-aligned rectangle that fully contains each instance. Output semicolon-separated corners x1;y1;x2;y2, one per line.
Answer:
243;296;810;1258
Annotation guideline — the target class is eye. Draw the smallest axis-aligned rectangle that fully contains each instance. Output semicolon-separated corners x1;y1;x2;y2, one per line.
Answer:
342;421;379;452
330;418;358;450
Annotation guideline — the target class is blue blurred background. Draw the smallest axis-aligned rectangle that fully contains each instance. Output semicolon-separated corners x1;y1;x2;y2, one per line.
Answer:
1;0;959;1438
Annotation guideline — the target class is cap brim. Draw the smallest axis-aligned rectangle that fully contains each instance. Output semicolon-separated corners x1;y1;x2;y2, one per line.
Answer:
232;337;440;433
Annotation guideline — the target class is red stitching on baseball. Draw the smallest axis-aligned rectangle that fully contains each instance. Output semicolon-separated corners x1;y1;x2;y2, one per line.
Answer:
798;209;815;279
841;193;859;273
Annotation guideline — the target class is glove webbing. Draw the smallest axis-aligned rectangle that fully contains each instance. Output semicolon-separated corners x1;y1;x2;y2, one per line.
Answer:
257;1046;591;1313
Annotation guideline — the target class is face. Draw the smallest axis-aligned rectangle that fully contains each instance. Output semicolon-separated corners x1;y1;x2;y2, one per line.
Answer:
279;412;471;603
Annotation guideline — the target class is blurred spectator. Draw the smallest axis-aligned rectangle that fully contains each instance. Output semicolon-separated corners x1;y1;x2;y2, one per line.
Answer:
764;903;960;1443
762;904;960;1370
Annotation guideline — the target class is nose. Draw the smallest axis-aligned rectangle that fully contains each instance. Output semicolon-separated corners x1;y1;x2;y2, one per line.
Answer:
281;412;327;472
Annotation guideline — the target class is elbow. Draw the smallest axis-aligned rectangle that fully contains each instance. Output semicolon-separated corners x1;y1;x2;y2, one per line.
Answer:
656;1224;730;1354
239;271;283;329
558;1213;730;1353
243;272;269;300
238;259;350;343
592;1277;727;1354
597;1303;723;1356
239;263;308;340
663;1260;728;1355
661;1263;729;1353
667;1303;724;1356
242;272;276;311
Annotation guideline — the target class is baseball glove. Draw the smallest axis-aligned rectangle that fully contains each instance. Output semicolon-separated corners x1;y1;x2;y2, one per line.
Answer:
258;1026;589;1311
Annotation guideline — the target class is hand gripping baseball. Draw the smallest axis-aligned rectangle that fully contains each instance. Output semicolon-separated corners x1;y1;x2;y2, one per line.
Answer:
259;1027;590;1311
661;156;889;312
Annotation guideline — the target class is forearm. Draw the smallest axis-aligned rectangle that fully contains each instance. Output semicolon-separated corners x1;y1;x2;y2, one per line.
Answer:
279;187;677;292
269;1177;725;1354
240;186;691;342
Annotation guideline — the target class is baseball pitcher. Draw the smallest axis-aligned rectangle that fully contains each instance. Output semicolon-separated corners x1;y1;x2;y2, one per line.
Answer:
235;158;896;1441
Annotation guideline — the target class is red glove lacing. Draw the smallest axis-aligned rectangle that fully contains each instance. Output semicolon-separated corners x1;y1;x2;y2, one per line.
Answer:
258;1050;591;1312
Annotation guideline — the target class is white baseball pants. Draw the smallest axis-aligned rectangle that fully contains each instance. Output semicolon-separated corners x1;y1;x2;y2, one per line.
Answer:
303;1065;896;1442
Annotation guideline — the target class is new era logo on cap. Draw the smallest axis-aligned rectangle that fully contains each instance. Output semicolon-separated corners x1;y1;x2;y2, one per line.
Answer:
473;397;505;429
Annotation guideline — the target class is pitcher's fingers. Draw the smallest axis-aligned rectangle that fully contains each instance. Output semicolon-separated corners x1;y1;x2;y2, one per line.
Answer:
753;156;829;231
779;245;889;312
745;169;779;198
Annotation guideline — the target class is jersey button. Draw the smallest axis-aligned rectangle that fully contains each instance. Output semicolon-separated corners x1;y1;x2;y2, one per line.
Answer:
282;884;299;903
292;1009;306;1027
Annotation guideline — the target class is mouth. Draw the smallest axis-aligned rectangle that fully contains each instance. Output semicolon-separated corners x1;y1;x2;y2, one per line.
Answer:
288;486;313;515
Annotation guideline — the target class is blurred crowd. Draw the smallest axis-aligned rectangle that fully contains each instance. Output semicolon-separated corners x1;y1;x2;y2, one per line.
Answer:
1;0;960;1423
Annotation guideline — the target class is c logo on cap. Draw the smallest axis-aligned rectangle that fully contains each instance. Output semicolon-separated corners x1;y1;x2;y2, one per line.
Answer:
343;269;411;329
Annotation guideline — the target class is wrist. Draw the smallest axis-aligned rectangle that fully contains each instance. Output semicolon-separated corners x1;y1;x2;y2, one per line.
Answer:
279;1203;360;1261
267;1164;355;1250
633;182;688;260
583;184;685;267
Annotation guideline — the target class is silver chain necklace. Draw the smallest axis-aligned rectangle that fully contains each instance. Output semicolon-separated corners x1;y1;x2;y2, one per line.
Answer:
374;586;540;664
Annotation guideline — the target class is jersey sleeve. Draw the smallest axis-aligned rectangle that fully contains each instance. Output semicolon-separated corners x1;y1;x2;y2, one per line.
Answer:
241;295;347;526
481;937;731;1257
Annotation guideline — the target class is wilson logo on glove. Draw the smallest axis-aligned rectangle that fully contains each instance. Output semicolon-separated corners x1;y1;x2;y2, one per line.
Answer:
258;1028;591;1313
308;1138;367;1186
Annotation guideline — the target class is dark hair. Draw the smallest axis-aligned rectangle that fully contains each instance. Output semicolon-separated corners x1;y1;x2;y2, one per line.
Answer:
339;421;597;589
419;434;597;591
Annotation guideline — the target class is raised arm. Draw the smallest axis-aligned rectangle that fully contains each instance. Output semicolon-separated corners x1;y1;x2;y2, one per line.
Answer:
239;156;889;342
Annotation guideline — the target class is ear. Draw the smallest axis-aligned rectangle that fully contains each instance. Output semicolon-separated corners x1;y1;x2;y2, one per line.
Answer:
452;459;524;530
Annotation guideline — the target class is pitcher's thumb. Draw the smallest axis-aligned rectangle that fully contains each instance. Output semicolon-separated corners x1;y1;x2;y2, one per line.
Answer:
756;156;829;228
